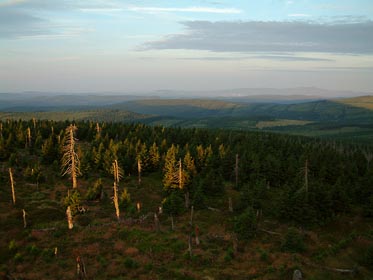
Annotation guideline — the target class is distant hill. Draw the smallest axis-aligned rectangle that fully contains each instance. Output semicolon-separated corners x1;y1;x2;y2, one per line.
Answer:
1;92;373;143
236;99;373;123
0;110;149;122
335;95;373;110
109;99;244;118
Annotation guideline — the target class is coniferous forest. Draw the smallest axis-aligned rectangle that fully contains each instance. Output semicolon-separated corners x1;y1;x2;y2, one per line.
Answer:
1;119;373;279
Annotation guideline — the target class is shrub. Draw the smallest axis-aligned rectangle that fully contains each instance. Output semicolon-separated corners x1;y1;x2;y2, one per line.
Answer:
120;188;131;207
26;244;41;256
224;247;234;262
63;190;81;216
281;227;306;253
13;253;23;263
123;257;139;269
8;240;17;252
85;178;103;200
363;245;373;269
234;207;257;240
162;190;185;216
259;248;269;262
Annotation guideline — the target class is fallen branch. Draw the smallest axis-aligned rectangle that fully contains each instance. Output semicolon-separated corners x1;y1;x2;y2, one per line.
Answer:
32;227;56;232
304;261;357;275
259;228;282;236
207;207;221;212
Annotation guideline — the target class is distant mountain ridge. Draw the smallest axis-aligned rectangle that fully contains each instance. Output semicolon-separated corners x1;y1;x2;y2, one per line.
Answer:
1;87;372;111
1;94;373;142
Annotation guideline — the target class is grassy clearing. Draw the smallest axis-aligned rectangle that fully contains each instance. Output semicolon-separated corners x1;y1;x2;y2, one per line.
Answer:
256;119;313;129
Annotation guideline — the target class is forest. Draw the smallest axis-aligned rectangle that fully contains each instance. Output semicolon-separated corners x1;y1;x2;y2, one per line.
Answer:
0;119;373;279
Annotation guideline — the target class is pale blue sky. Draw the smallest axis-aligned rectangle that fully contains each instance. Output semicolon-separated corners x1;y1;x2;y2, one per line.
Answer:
0;0;373;93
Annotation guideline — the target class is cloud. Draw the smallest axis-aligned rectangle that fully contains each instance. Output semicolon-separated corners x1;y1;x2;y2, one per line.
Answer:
0;8;50;38
79;8;123;14
288;14;311;17
127;6;242;14
177;55;334;62
142;20;373;54
252;55;334;62
0;0;114;39
318;66;373;71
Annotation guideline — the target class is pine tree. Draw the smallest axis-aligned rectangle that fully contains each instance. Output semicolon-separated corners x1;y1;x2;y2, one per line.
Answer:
149;142;160;170
163;145;178;189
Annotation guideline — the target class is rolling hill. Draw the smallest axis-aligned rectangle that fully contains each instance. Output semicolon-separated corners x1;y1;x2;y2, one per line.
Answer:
1;93;373;143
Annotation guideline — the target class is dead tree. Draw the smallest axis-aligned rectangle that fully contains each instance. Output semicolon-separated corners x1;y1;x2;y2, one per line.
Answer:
26;127;32;148
113;182;120;221
22;209;27;228
66;206;73;229
190;205;194;226
112;160;122;221
76;256;87;279
137;158;142;185
188;234;193;257
9;168;16;205
154;213;160;232
61;124;80;189
195;225;200;246
228;197;233;212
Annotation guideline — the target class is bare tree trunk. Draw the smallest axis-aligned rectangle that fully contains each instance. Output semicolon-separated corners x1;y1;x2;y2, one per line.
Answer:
137;159;142;185
154;213;160;232
188;234;193;257
195;225;200;246
171;215;175;231
66;206;73;229
70;127;77;189
136;202;141;213
61;124;80;189
22;209;27;228
76;256;87;279
9;168;16;205
184;191;190;209
190;205;194;225
228;197;233;212
26;127;31;148
112;160;122;221
113;160;121;185
113;182;120;221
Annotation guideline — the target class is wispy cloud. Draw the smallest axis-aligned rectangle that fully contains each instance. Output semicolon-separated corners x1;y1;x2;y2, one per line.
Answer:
0;8;49;38
252;55;334;62
127;6;242;14
177;55;334;62
288;14;311;17
80;8;123;13
142;20;373;54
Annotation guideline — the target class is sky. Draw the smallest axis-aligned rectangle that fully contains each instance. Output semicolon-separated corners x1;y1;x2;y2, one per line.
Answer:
1;0;373;93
